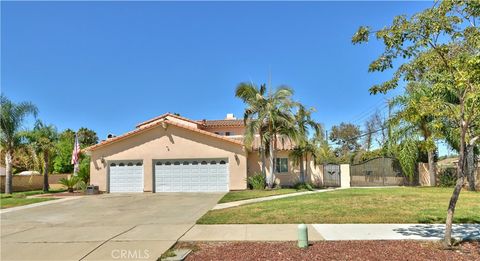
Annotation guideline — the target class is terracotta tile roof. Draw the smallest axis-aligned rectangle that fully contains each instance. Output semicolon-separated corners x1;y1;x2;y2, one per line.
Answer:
229;136;296;151
136;113;200;128
84;119;243;152
200;119;245;128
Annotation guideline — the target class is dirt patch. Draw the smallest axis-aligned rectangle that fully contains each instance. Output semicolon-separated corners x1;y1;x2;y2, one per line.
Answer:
176;241;480;261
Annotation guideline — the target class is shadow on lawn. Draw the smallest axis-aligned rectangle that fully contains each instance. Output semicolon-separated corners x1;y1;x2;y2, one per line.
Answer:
393;224;480;240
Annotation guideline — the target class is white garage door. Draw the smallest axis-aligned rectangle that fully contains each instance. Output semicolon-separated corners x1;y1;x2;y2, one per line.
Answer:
154;159;228;192
109;161;144;193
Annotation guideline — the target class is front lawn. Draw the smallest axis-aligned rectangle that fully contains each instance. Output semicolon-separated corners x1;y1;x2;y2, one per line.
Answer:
0;197;56;209
0;188;66;199
218;189;307;203
197;187;480;224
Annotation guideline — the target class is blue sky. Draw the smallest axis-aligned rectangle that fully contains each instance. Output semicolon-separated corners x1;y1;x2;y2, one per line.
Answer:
3;1;452;153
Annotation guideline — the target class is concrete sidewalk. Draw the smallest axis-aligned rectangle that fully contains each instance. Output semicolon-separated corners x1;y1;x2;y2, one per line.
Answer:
213;188;344;210
180;223;480;242
179;224;324;241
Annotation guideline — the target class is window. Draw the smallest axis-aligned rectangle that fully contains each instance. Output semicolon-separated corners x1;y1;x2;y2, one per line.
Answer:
110;163;116;167
225;132;231;136
220;160;226;164
201;161;208;165
174;161;180;165
156;162;162;166
127;162;133;166
210;161;217;165
275;158;288;173
119;163;125;167
136;162;142;166
183;161;189;165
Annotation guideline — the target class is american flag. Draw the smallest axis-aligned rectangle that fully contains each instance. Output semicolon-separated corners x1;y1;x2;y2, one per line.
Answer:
71;134;81;165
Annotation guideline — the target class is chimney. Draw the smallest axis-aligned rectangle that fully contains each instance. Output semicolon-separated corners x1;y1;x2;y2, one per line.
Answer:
225;113;236;120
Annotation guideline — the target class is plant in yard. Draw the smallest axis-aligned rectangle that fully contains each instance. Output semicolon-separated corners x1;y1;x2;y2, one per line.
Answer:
0;94;38;194
236;82;297;188
24;120;59;192
246;173;266;190
329;122;361;160
438;167;457;187
289;104;322;184
352;0;479;246
59;176;81;193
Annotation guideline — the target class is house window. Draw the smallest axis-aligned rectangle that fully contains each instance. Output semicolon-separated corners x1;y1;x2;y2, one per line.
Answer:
275;158;288;173
225;132;231;136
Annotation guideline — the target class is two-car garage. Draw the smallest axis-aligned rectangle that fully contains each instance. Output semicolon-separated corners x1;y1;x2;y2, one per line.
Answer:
108;159;229;193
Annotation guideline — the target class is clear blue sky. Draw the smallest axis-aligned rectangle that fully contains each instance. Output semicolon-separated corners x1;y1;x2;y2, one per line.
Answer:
4;1;450;153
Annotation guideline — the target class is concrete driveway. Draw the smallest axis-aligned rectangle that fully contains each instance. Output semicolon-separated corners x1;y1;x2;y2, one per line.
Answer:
1;193;223;261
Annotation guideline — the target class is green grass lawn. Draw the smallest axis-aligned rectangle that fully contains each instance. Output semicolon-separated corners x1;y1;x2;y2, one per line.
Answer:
197;187;480;224
0;188;66;199
0;197;56;209
219;189;308;203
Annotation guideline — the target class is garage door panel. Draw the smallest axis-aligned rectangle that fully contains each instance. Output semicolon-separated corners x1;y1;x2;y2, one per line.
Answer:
155;159;228;192
109;162;144;193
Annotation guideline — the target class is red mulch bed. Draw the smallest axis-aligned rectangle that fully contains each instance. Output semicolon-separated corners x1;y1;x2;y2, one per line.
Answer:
176;241;480;261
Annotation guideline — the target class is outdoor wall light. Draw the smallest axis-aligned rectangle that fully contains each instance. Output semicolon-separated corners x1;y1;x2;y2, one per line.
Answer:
161;121;168;130
100;156;105;164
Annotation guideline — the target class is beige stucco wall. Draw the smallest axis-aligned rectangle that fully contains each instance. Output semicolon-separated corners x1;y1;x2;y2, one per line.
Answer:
0;174;70;193
89;124;247;192
204;126;245;136
246;150;323;187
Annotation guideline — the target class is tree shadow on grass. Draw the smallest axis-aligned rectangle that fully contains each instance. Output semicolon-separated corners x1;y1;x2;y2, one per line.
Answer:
393;224;480;240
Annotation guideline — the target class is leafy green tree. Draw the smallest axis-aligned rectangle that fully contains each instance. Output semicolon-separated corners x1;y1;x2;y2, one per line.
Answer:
24;120;58;192
0;95;38;194
329;122;361;158
236;82;297;188
53;129;75;173
77;127;98;147
352;0;479;246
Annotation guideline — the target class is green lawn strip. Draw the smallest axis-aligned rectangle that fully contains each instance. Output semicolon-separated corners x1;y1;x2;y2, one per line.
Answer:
0;188;66;199
0;197;57;209
197;187;480;224
218;189;308;203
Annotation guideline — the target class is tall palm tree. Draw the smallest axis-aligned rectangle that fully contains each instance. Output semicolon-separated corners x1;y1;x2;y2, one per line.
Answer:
236;83;268;179
236;82;296;188
289;105;322;183
0;95;38;194
25;120;58;192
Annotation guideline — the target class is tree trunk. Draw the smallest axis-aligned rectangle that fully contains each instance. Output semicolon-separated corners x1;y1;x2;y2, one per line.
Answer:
444;114;467;247
299;155;305;183
466;144;476;191
43;152;50;192
305;152;309;182
268;139;274;189
427;150;437;186
260;133;266;179
5;151;13;194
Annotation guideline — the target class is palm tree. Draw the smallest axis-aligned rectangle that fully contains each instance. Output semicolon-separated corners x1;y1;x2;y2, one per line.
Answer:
236;82;296;188
391;82;438;183
289;105;322;183
0;95;38;194
25;120;58;192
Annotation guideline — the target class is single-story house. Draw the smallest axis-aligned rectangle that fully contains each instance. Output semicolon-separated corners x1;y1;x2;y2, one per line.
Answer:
85;113;323;193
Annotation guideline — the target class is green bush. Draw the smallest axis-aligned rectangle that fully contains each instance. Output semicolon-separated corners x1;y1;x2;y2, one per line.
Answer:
438;167;457;187
59;176;81;192
293;182;315;191
247;173;266;190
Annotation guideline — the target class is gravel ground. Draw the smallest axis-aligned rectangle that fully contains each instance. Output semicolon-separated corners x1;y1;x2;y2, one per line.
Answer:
176;241;480;261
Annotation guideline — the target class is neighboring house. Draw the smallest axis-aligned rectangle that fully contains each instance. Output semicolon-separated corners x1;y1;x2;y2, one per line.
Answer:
85;113;323;193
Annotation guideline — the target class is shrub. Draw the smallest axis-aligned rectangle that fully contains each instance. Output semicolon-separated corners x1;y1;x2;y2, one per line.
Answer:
247;173;265;190
293;182;315;191
59;176;81;192
438;167;457;187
